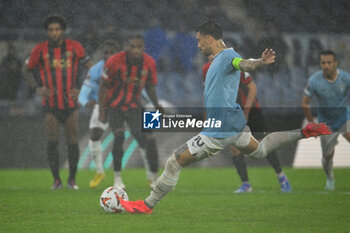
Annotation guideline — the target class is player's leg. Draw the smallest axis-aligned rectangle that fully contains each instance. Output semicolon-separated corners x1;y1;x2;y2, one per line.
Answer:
119;134;220;213
248;108;291;192
126;109;159;188
63;109;80;190
143;144;195;210
135;134;159;188
265;152;291;192
231;109;265;194
44;112;61;189
322;120;350;190
320;132;340;190
89;127;105;187
108;108;126;189
119;123;330;213
243;122;331;159
230;146;252;193
89;105;108;188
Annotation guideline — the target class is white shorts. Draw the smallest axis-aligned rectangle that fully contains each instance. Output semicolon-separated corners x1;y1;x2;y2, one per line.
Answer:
320;119;350;156
89;104;109;130
186;125;252;160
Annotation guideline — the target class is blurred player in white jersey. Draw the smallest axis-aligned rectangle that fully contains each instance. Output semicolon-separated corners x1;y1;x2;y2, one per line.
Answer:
302;50;350;190
78;41;118;188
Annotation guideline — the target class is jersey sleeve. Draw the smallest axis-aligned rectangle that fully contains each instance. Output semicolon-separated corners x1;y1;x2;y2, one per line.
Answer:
26;44;41;69
78;78;93;106
226;51;243;72
102;56;118;85
304;78;314;97
88;62;102;85
74;41;90;64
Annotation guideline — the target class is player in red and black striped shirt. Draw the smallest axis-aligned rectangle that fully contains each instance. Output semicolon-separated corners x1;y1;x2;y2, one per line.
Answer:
23;15;91;190
99;35;162;189
203;60;291;193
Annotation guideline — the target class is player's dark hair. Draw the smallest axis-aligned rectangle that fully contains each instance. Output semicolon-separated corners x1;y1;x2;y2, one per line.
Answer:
103;40;118;50
320;50;337;61
128;34;144;42
44;14;67;30
196;21;223;40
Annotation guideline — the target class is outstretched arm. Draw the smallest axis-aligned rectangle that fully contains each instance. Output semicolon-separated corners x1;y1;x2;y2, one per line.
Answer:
237;48;276;72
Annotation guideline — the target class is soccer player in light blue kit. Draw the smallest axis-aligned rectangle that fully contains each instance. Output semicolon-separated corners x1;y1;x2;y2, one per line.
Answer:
118;21;331;213
302;50;350;190
78;40;118;188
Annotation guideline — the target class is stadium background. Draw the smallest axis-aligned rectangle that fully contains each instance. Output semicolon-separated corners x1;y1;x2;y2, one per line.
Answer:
1;0;350;169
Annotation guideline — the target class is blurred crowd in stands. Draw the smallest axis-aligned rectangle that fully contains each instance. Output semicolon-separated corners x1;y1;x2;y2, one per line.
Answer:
1;0;350;113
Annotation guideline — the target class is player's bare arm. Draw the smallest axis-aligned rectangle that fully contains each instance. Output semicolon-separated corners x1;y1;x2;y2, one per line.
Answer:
69;89;80;102
145;82;163;112
238;48;276;72
243;80;257;120
22;63;51;99
70;62;92;102
98;79;109;123
84;61;93;70
301;95;314;123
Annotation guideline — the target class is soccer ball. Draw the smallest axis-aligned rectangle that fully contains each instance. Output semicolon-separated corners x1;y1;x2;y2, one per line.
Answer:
100;186;129;213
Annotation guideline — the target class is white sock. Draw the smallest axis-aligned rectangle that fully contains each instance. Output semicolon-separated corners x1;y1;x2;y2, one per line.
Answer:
145;155;182;208
89;140;104;174
322;157;334;180
114;171;121;180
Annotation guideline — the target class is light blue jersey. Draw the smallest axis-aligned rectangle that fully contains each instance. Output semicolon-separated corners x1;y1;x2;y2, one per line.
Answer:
78;60;104;106
201;48;246;138
304;69;350;131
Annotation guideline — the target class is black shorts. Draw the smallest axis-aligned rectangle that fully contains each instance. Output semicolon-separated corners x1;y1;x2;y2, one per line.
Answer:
43;106;76;124
107;107;142;131
246;107;266;139
107;106;153;147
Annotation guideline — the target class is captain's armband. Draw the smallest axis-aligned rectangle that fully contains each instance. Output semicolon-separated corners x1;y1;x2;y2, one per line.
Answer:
232;58;244;70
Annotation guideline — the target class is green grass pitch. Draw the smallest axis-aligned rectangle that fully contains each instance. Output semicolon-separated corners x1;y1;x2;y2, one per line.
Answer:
1;168;350;233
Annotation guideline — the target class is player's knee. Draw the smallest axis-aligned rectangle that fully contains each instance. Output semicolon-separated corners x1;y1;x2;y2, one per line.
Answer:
65;133;78;145
114;130;125;143
47;141;58;156
145;134;157;147
90;128;104;141
45;125;59;141
246;142;267;159
133;133;155;149
323;151;334;159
